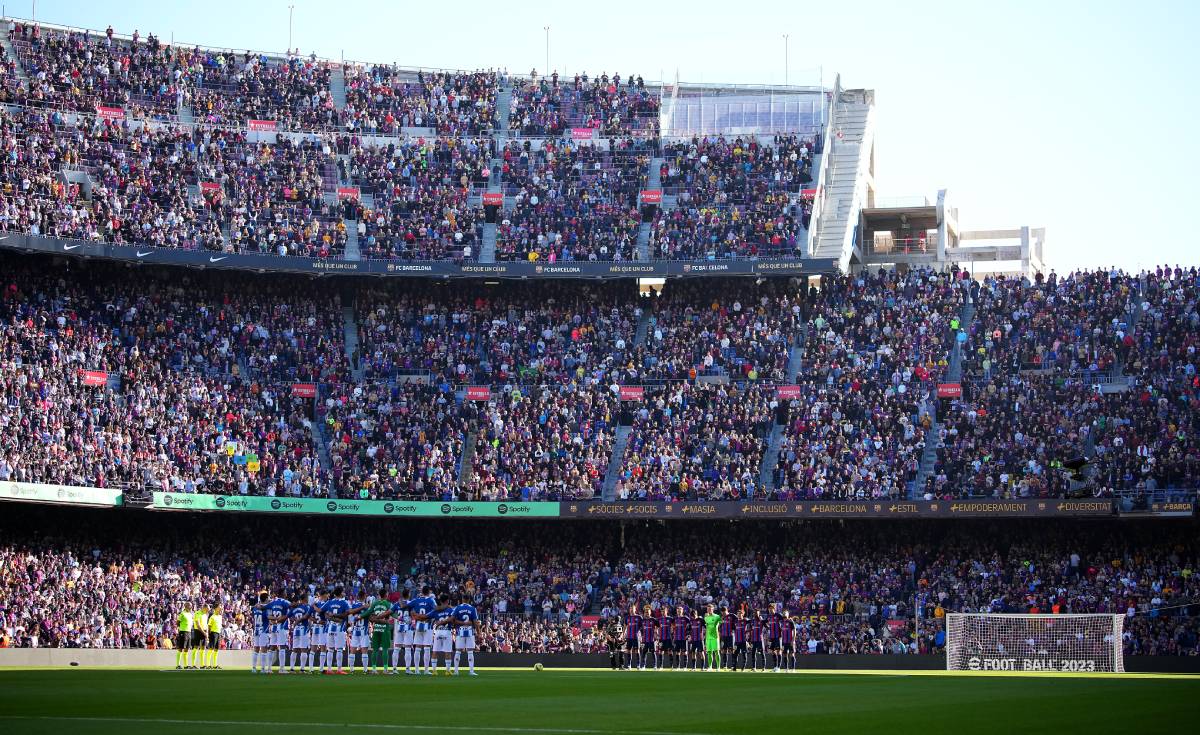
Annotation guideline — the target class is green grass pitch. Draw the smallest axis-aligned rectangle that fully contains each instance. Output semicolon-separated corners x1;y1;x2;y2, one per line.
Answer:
0;668;1197;735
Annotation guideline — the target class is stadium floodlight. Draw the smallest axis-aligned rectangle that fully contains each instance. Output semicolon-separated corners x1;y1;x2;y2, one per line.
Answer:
945;613;1124;673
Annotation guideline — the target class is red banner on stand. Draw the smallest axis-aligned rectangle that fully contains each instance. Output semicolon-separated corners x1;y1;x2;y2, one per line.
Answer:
79;370;108;387
571;127;594;140
95;105;125;120
247;119;278;132
336;186;360;200
937;383;962;399
482;192;504;206
466;386;491;401
618;386;645;401
292;383;317;398
776;385;802;400
199;181;220;193
639;190;663;205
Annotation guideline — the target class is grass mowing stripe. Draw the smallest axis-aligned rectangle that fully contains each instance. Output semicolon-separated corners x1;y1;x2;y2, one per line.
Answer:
0;715;714;735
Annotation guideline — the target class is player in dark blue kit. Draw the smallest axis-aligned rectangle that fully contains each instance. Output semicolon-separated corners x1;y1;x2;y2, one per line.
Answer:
778;610;796;672
748;610;765;671
689;609;706;671
639;606;659;670
718;607;734;671
451;593;480;676
670;606;689;670
622;604;641;670
731;610;748;671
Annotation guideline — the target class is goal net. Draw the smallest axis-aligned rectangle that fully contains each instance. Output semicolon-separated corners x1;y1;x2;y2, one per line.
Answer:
945;613;1124;673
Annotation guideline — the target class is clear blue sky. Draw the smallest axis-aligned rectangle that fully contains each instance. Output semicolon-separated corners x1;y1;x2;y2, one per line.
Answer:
15;0;1200;272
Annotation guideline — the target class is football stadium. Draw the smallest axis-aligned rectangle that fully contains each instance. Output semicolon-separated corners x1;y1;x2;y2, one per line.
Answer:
0;1;1197;733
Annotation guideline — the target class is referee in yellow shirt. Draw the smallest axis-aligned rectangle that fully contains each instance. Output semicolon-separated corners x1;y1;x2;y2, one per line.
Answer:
175;603;193;670
207;606;223;669
192;606;209;669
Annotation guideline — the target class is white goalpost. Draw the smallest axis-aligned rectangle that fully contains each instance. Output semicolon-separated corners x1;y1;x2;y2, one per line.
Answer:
945;613;1125;673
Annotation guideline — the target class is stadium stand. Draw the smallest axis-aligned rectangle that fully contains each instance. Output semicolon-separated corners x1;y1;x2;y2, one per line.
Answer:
1;508;1197;657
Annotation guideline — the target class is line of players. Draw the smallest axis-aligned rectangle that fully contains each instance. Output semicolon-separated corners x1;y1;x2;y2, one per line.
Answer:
249;584;481;676
611;604;811;672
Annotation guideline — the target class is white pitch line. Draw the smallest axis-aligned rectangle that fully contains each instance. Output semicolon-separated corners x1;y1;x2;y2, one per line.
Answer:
0;715;716;735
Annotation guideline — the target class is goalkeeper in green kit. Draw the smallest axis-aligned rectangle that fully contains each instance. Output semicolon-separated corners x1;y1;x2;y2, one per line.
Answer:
703;604;722;671
366;590;393;674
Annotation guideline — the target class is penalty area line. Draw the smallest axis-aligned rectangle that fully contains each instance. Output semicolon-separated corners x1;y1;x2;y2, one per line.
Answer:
0;715;717;735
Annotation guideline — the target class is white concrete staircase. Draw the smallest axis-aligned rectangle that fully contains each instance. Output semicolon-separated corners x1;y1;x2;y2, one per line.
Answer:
330;66;347;112
342;305;364;381
601;425;633;501
343;218;361;260
0;35;30;88
812;100;872;267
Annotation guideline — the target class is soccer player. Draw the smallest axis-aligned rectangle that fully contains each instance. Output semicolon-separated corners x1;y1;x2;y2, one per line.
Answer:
639;605;658;670
670;606;689;670
207;604;223;669
408;587;437;676
749;610;765;671
321;586;352;674
390;594;411;675
451;593;480;676
264;589;291;674
288;591;312;673
174;600;193;670
366;589;393;675
348;589;371;674
309;589;327;674
250;592;269;673
622;604;641;670
718;606;733;671
430;600;455;675
193;604;209;670
779;610;796;672
766;608;783;672
689;608;705;671
703;604;721;672
731;609;747;672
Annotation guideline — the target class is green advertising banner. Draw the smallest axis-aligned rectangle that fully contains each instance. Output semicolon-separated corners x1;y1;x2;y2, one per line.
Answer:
151;492;558;518
0;481;123;507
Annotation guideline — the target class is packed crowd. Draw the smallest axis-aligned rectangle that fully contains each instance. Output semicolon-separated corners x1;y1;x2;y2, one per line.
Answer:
342;68;498;136
496;139;647;262
508;71;659;137
2;510;1197;658
0;254;338;495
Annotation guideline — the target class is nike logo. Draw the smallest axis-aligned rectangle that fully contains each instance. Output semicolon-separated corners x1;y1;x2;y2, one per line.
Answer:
136;250;153;258
63;244;81;251
209;256;228;263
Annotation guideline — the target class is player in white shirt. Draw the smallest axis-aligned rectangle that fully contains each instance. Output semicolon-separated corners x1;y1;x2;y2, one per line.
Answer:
408;586;438;675
390;596;412;675
452;594;480;676
430;601;455;675
309;589;327;674
348;590;371;674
